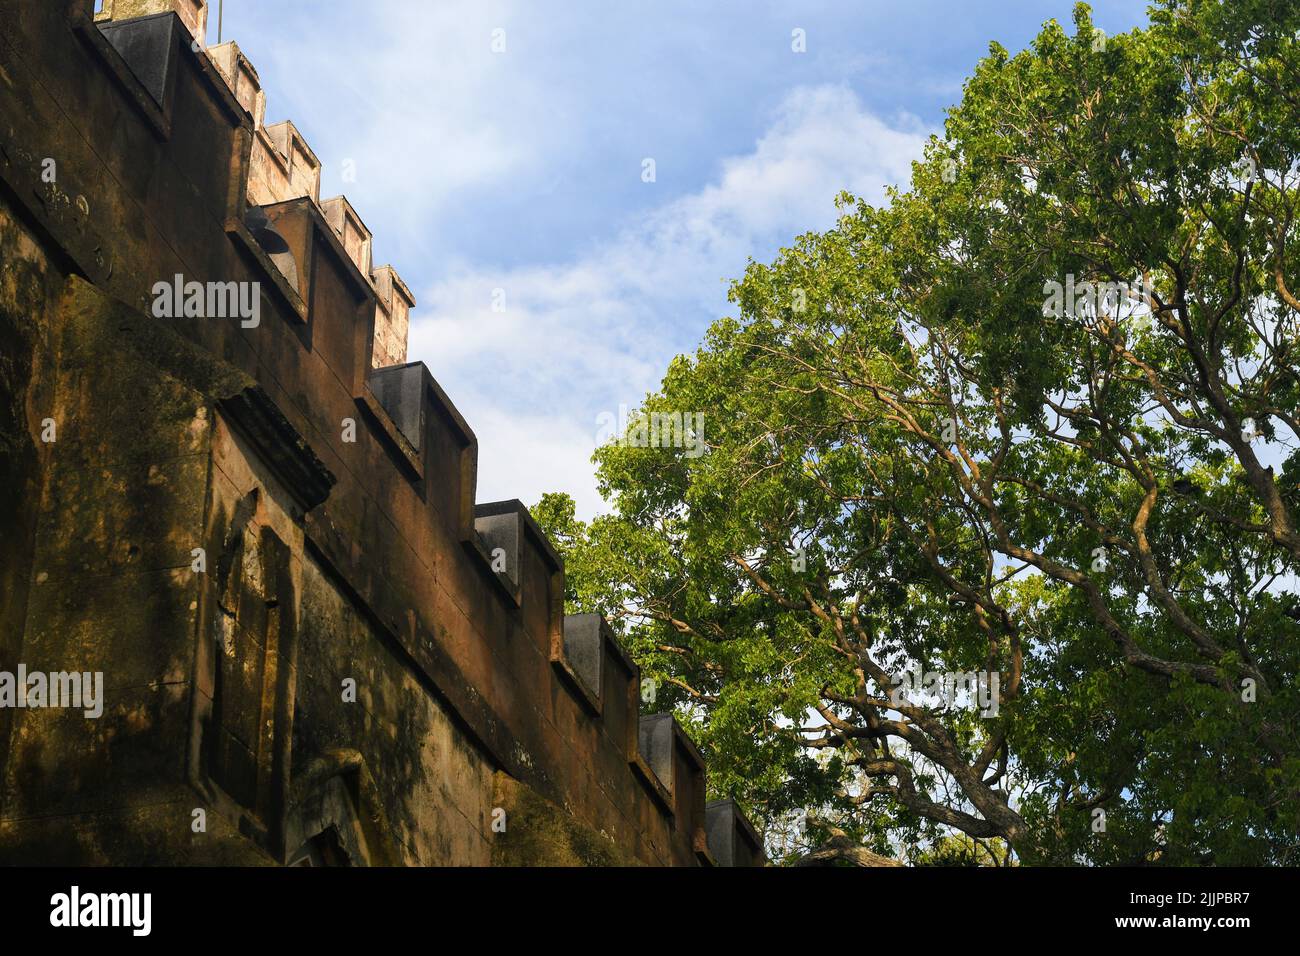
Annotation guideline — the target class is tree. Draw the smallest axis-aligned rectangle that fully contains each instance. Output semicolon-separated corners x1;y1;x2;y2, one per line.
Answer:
536;0;1300;865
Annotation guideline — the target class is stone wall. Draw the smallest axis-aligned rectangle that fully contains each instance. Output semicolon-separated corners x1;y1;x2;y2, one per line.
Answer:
0;0;763;866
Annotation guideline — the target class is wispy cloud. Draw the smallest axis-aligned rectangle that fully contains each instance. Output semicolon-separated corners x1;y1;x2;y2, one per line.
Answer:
411;85;929;517
216;1;1152;520
222;0;557;251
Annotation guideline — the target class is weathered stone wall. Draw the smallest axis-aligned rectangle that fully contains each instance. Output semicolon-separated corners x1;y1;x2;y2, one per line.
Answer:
0;277;265;864
291;549;497;866
0;0;764;866
0;203;56;810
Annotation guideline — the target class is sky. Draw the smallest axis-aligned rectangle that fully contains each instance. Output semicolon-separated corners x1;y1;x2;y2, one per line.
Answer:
204;0;1153;519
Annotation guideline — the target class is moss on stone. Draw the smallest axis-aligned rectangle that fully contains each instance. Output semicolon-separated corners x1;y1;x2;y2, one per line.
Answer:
491;771;636;867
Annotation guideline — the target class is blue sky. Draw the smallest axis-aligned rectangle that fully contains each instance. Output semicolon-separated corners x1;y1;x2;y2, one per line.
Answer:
206;0;1152;517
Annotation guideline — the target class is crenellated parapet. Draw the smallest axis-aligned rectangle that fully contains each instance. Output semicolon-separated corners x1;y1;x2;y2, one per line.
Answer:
0;0;765;866
321;196;372;278
252;120;321;206
96;0;206;42
707;798;767;867
369;264;414;368
95;0;414;372
206;41;265;127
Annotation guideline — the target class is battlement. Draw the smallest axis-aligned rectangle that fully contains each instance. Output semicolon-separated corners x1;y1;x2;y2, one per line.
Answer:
369;264;414;368
0;0;764;866
206;41;264;126
95;1;414;372
96;0;206;43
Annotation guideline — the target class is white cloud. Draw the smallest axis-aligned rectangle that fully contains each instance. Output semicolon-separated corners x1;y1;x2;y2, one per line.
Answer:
468;408;605;518
233;0;559;245
409;85;929;520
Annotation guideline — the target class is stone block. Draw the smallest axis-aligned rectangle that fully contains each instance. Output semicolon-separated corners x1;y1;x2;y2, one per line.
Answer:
706;798;766;867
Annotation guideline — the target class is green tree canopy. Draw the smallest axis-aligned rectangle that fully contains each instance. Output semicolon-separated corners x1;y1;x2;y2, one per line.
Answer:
536;0;1300;865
